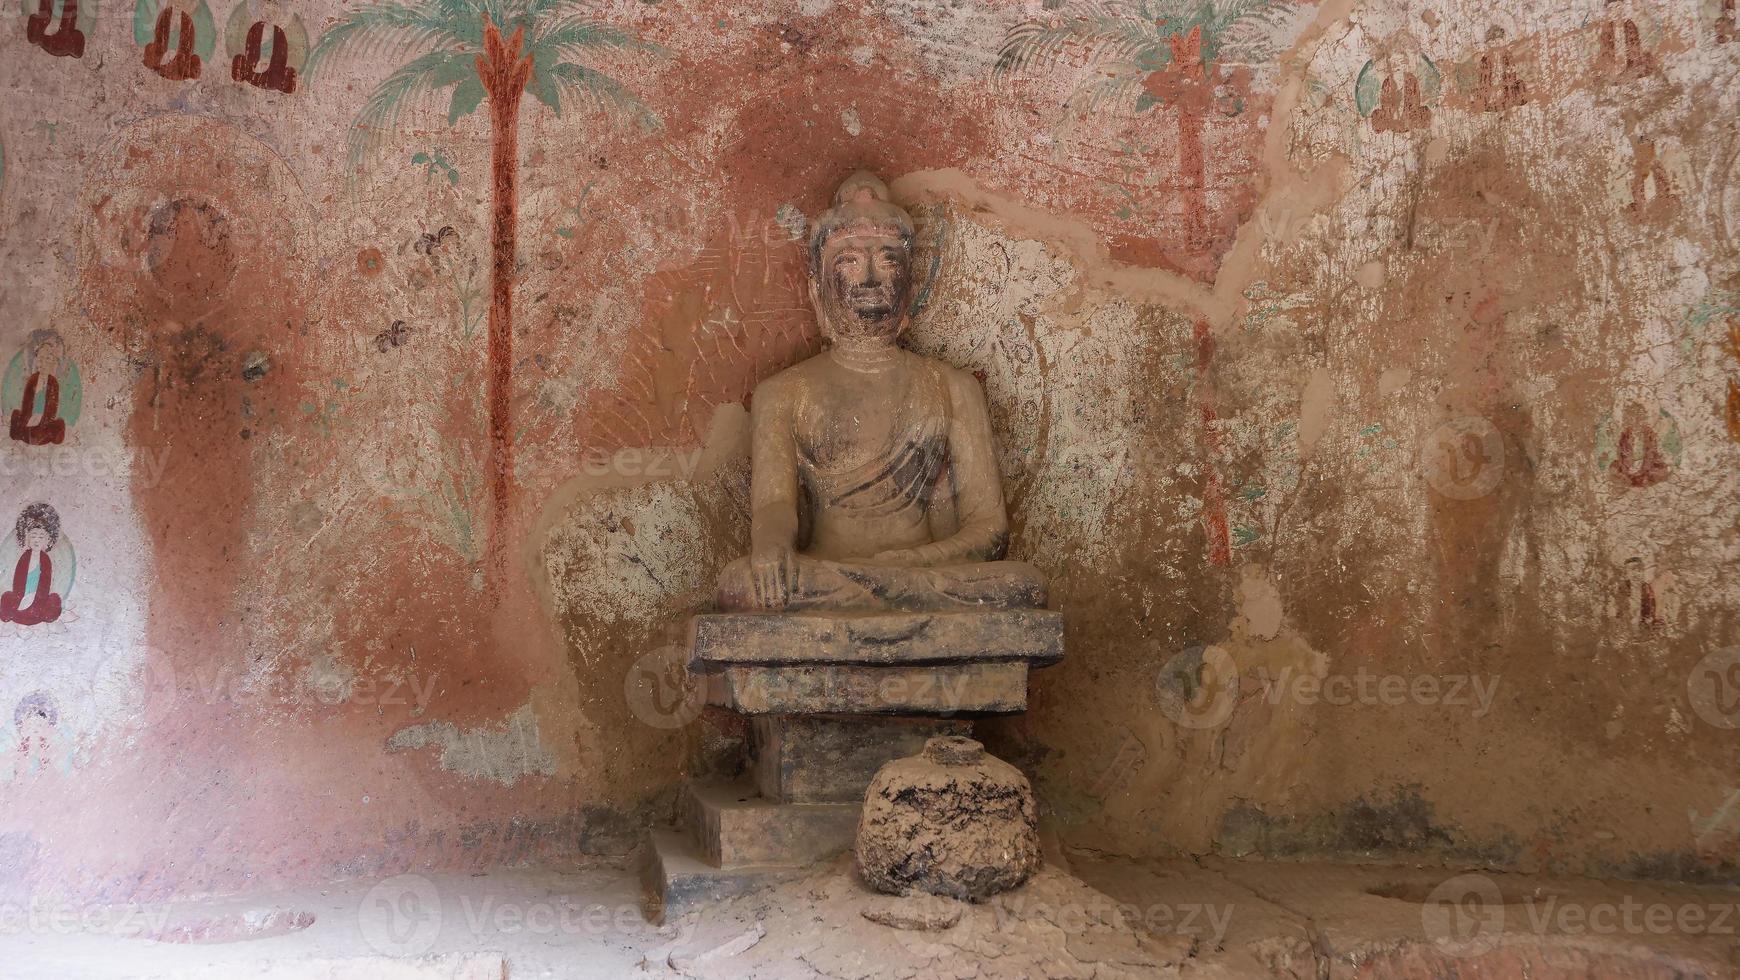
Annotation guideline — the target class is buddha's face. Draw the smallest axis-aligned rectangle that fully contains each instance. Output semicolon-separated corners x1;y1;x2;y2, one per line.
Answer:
145;198;238;312
23;527;50;552
31;337;65;374
19;709;52;743
813;231;913;341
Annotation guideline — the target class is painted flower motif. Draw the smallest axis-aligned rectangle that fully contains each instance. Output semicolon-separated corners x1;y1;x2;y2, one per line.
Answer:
356;247;384;278
406;226;476;292
415;225;460;259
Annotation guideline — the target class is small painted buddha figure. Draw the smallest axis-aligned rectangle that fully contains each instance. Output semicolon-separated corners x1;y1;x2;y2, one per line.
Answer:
8;330;73;446
1;504;65;627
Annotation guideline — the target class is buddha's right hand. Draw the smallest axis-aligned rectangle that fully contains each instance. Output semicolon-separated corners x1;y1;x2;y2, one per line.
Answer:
747;544;795;607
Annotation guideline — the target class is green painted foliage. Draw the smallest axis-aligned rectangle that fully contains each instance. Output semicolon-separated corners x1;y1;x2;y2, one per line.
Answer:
305;0;662;175
996;0;1297;112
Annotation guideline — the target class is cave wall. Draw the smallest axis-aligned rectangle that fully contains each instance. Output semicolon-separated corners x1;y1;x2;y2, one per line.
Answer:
0;0;1735;902
1014;0;1740;883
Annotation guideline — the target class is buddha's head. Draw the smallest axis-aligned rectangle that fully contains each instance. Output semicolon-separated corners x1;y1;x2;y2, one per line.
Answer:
26;329;65;375
14;692;57;742
15;503;59;553
144;197;238;312
808;171;915;343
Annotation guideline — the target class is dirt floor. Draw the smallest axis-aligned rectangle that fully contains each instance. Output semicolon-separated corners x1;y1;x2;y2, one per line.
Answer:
1;849;1735;979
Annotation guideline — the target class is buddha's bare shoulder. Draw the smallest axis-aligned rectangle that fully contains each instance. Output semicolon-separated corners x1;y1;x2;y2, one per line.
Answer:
919;355;990;405
753;355;827;400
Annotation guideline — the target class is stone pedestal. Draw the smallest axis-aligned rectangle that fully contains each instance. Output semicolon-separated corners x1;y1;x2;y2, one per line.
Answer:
642;608;1062;922
752;715;971;803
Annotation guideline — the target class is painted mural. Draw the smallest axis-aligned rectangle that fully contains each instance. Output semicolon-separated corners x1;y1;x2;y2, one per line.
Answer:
995;0;1317;278
0;504;72;629
306;0;661;575
0;0;1734;905
3;329;79;446
7;692;67;780
136;0;216;81
1355;42;1439;132
225;2;306;94
22;0;93;59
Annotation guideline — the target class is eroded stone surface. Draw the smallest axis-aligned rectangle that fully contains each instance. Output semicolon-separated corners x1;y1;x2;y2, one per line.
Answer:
718;172;1054;616
711;662;1030;715
678;779;859;868
691;609;1064;667
752;715;970;803
856;737;1041;901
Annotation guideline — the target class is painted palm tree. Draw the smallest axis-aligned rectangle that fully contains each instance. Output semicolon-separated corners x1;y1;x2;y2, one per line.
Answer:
998;0;1294;254
307;0;658;563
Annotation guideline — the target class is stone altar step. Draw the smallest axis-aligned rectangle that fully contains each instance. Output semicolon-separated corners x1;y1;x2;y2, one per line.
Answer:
643;778;863;923
678;778;860;868
640;829;802;925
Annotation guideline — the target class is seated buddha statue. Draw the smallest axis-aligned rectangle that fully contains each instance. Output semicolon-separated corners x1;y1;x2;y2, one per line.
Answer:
716;171;1047;613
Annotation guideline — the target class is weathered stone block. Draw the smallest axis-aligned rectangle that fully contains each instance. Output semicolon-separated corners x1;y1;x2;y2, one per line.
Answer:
710;662;1031;715
689;609;1064;668
752;715;972;803
642;829;795;925
679;779;860;868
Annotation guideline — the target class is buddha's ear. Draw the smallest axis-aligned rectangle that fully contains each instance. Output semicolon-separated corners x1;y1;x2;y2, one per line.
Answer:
806;278;827;333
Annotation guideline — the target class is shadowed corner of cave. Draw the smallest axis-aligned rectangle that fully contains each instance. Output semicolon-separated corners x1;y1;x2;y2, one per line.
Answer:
3;0;1739;978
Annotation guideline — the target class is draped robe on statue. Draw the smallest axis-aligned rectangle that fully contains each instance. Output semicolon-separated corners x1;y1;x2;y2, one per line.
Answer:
718;360;1046;612
1;550;62;626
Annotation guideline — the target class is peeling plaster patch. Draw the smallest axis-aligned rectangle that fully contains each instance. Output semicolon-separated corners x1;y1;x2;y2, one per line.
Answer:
1236;565;1285;641
542;482;715;629
1297;368;1335;458
881;0;1013;90
387;705;555;785
1017;299;1154;568
298;654;357;706
841;106;862;137
902;205;1160;569
774;203;807;241
1690;790;1740;849
1377;367;1411;397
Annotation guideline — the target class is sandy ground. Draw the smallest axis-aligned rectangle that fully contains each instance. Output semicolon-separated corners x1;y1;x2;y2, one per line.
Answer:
1;851;1736;978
